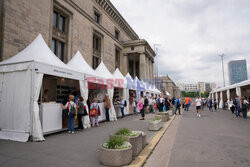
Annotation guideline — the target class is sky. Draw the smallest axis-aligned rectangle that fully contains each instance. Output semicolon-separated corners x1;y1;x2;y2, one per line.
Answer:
110;0;250;87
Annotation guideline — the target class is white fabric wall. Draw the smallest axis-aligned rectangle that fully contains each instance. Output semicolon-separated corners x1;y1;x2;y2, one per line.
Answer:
32;73;45;141
123;88;130;115
219;91;223;108
211;93;214;100
107;88;117;121
216;92;218;102
236;87;241;98
0;70;31;142
79;80;91;129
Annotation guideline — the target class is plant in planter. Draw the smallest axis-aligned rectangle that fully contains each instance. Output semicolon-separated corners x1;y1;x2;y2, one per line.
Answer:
99;136;132;167
113;128;143;156
149;117;162;131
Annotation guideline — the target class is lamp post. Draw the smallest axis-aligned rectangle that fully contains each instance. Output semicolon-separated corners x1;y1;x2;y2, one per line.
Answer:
153;44;160;86
218;54;226;87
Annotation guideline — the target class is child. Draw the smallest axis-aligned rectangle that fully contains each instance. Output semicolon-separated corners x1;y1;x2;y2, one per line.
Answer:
90;98;100;127
61;95;76;134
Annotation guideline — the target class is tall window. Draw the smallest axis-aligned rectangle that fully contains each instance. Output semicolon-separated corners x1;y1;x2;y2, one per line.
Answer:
115;30;119;40
115;48;120;69
94;11;101;24
93;34;102;69
52;7;68;62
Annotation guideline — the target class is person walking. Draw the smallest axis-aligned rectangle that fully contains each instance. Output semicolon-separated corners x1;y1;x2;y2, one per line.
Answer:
104;95;111;121
241;96;249;119
208;99;213;112
228;98;235;114
76;96;87;130
144;96;149;113
174;97;181;115
90;98;100;127
159;96;164;111
138;95;145;120
120;97;126;118
185;97;190;111
61;95;77;133
132;97;138;115
165;95;172;111
235;96;241;117
196;96;202;118
214;99;218;111
148;97;154;113
152;97;156;113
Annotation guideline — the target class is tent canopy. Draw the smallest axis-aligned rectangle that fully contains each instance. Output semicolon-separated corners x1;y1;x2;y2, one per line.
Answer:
125;73;136;90
67;51;103;80
211;79;250;93
0;34;83;80
113;68;127;88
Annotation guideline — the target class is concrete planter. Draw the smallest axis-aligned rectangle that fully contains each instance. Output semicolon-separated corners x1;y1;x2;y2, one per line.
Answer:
134;131;147;148
149;120;162;131
167;110;173;116
99;145;132;167
111;132;142;156
156;112;169;122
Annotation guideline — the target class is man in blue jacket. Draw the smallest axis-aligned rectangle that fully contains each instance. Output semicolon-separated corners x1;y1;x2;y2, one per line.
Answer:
175;97;181;115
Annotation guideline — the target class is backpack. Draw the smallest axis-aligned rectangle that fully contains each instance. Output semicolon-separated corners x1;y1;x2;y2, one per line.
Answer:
69;103;76;117
177;100;180;108
124;100;127;107
144;98;149;106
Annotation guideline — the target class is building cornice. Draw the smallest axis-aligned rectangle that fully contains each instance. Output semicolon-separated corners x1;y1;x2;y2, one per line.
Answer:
94;0;139;40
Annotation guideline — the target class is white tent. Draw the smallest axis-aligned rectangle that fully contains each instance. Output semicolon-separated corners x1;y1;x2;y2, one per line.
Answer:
125;73;137;90
95;61;117;121
113;68;129;115
67;51;106;129
0;34;84;142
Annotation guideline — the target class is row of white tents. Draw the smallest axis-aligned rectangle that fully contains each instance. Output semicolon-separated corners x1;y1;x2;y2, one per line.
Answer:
0;34;161;142
210;79;250;108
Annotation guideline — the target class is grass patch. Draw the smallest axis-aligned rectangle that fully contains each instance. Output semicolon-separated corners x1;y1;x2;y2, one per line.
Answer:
102;136;131;149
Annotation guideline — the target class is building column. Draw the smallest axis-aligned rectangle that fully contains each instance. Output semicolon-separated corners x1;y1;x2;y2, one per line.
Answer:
122;54;128;76
139;53;146;79
219;91;223;108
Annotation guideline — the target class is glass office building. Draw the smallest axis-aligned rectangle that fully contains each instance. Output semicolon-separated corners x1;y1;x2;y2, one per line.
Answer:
228;60;248;85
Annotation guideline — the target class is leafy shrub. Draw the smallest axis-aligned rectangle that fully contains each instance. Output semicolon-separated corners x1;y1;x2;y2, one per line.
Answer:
115;128;132;136
152;117;161;122
102;136;131;149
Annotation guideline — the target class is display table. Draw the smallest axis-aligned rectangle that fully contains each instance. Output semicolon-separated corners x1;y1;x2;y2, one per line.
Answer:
98;103;106;122
114;104;122;117
40;103;62;134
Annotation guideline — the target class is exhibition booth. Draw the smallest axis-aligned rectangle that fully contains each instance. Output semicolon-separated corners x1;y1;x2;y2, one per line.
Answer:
95;62;117;121
0;34;84;142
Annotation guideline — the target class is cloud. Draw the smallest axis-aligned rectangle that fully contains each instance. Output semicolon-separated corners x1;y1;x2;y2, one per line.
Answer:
110;0;250;87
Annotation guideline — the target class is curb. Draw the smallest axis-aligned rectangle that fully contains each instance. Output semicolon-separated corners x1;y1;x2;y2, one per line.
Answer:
128;115;176;167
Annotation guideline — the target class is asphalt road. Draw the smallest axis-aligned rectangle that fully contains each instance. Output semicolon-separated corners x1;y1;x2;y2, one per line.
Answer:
146;107;250;167
0;113;157;167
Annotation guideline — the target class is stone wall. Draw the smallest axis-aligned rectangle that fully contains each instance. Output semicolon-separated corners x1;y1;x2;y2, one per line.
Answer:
1;0;134;74
2;0;52;61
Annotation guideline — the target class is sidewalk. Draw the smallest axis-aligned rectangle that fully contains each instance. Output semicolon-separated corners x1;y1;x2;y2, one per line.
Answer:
0;114;158;167
144;107;250;167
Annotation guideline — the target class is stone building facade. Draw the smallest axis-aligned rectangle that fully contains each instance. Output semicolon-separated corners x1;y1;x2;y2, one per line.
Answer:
0;0;155;80
157;75;180;97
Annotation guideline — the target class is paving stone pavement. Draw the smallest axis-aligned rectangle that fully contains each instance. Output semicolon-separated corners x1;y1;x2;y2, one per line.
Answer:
145;107;250;167
0;114;157;167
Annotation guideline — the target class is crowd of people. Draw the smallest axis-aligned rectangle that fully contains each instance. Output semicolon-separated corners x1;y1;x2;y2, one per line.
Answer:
59;93;249;134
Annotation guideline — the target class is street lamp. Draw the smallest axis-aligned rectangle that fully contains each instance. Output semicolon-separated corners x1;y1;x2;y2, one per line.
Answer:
153;44;160;85
218;54;226;87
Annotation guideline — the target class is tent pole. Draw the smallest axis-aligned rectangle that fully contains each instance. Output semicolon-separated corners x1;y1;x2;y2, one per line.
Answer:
30;65;35;140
